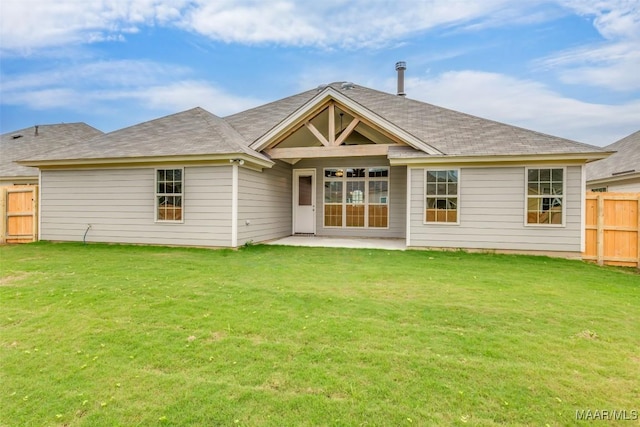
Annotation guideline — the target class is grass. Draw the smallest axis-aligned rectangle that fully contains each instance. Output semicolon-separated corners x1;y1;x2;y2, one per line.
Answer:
1;242;639;426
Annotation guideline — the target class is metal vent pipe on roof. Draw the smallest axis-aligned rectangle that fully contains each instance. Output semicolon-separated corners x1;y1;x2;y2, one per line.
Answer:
395;61;406;97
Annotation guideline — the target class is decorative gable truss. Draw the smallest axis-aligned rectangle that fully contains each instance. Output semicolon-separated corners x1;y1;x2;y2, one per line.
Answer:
254;87;441;164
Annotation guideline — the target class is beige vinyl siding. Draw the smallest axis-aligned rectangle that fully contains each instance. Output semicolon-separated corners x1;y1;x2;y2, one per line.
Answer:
237;160;292;245
295;156;406;238
409;166;583;252
40;166;233;246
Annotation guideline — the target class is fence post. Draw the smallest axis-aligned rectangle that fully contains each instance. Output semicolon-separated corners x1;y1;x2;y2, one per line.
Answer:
637;195;640;270
33;186;39;242
596;194;604;266
0;187;6;244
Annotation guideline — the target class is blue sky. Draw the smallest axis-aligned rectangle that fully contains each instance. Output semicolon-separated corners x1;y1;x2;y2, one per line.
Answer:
1;1;638;146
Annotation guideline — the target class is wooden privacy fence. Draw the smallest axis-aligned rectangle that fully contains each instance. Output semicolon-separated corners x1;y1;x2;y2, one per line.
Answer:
583;192;640;267
1;186;39;244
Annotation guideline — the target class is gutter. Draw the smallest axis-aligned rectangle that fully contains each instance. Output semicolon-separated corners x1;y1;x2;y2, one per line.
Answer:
17;153;275;172
388;151;613;166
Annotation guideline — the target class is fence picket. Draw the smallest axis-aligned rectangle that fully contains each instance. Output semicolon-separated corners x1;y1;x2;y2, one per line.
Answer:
583;192;640;267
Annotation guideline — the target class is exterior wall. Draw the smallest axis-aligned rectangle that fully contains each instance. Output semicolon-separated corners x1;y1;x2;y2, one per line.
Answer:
40;166;233;246
237;160;292;245
409;165;583;252
587;177;640;193
295;156;406;238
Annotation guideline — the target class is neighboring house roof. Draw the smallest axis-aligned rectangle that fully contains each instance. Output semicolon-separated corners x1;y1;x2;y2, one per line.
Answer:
1;123;103;179
21;107;272;167
586;130;640;184
19;83;607;168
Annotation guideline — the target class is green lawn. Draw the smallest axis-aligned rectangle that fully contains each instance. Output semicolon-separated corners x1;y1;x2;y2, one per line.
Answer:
1;242;639;426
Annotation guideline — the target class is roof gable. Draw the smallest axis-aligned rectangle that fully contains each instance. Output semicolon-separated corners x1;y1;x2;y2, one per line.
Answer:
248;86;442;155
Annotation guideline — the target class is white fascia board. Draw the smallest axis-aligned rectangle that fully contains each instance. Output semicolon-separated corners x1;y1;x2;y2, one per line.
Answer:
17;153;274;171
250;87;442;155
580;165;586;253
587;172;640;186
389;152;611;166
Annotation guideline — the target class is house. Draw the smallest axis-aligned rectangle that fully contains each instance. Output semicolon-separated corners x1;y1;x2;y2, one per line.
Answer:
1;123;103;186
17;81;609;256
586;130;640;192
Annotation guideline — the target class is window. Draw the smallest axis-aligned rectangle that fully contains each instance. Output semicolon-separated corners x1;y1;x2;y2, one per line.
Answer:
323;167;389;228
156;168;183;222
425;169;458;223
526;168;563;225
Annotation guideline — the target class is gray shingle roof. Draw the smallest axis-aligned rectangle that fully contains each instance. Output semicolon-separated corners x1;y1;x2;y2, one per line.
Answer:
225;88;319;144
226;82;604;157
1;123;103;178
17;83;607;167
586;130;640;182
23;107;270;163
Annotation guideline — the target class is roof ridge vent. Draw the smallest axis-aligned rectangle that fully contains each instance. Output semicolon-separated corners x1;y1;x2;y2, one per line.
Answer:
316;84;329;91
340;82;355;90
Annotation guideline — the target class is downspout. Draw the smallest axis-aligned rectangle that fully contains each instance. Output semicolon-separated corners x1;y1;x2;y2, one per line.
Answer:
580;164;586;253
38;170;42;241
406;167;412;247
231;162;239;248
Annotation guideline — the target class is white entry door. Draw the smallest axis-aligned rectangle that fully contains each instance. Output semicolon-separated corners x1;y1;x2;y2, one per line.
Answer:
293;169;316;234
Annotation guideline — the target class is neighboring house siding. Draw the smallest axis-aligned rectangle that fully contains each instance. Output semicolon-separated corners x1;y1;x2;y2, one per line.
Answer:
40;166;232;246
587;178;640;193
237;161;292;245
0;177;39;186
295;156;406;238
409;166;583;252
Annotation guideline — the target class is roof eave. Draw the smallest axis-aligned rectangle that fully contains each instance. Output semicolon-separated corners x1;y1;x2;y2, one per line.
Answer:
250;86;442;155
17;153;275;171
587;171;640;186
0;175;39;183
389;151;611;166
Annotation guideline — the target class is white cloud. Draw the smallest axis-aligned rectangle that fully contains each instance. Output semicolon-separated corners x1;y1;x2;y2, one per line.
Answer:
0;59;263;116
1;60;189;92
537;0;640;91
558;0;640;40
0;0;189;53
179;0;525;48
123;81;263;116
1;0;637;55
393;70;640;145
1;0;540;53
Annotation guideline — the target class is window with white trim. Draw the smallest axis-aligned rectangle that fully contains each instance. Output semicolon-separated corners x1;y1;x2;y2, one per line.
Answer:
526;168;563;225
156;168;183;222
425;169;459;223
323;167;389;228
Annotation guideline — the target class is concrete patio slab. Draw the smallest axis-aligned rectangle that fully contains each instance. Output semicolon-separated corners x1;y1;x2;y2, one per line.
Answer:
266;236;406;251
